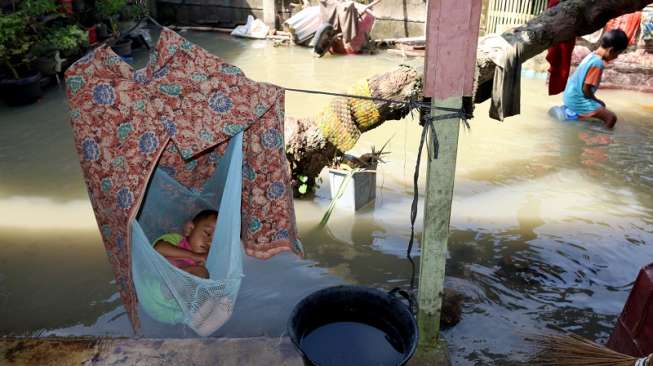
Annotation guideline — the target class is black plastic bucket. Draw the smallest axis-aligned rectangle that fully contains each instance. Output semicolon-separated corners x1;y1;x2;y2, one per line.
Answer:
288;285;418;366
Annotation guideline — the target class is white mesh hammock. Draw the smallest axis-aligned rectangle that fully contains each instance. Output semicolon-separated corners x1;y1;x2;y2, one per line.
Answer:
131;132;244;336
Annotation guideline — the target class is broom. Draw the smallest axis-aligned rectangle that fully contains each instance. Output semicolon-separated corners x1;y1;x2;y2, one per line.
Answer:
530;333;653;366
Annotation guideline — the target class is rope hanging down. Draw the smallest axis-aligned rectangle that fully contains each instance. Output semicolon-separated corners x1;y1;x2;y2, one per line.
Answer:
286;86;469;312
405;104;469;298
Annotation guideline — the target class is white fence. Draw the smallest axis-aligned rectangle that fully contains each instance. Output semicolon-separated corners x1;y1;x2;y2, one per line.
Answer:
486;0;547;34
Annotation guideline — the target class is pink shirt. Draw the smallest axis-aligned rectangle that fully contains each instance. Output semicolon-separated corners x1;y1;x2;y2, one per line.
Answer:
168;237;200;268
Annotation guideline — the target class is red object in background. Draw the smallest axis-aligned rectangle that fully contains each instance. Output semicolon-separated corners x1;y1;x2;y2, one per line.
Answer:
607;263;653;357
605;12;642;45
87;26;97;45
59;0;73;14
546;0;575;95
330;8;375;55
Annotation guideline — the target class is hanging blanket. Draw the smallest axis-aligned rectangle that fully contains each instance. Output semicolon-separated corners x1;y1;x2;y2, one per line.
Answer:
65;28;303;331
604;12;642;46
546;0;575;95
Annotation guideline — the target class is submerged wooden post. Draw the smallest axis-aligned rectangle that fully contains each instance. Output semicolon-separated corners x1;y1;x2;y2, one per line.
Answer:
413;0;481;363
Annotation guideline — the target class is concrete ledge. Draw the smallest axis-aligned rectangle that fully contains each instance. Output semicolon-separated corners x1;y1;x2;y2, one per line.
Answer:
407;339;451;366
1;337;303;366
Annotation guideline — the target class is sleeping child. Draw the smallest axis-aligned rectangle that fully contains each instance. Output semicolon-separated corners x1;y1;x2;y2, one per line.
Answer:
153;209;218;279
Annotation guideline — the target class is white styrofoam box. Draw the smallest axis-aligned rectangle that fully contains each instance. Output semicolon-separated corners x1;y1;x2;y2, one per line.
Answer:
328;169;376;211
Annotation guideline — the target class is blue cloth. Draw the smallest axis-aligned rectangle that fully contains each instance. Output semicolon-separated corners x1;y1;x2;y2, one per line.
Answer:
131;132;244;336
563;52;604;116
549;105;579;121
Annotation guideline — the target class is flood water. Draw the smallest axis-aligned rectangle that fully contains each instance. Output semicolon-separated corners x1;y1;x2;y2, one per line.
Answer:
300;322;405;365
1;30;653;365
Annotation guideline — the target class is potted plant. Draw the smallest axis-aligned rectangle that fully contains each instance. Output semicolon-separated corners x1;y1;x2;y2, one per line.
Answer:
0;12;42;105
33;24;88;75
118;2;144;33
20;0;59;19
96;0;135;56
96;0;126;36
327;155;379;212
322;139;390;224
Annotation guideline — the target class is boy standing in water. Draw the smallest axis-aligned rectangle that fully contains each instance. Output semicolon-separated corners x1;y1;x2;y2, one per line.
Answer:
563;29;629;128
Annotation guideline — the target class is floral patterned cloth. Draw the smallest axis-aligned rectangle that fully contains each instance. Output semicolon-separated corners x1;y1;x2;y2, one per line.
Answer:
65;28;303;331
641;5;653;42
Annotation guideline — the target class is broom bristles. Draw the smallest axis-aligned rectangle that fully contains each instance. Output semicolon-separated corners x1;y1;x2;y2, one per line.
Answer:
529;333;650;366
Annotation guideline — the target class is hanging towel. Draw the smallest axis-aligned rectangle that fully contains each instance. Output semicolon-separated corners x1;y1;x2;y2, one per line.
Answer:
605;12;642;46
479;35;522;121
546;0;576;96
65;28;303;331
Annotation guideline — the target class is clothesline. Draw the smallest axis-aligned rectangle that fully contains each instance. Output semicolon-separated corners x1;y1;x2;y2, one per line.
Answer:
286;86;470;304
284;86;467;118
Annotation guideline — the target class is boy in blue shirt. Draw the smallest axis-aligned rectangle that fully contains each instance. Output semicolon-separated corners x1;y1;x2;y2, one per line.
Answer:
563;29;629;128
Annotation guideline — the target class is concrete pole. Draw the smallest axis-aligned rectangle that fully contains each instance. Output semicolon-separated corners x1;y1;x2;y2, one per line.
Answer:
409;96;461;366
263;0;277;31
417;96;461;343
411;0;481;364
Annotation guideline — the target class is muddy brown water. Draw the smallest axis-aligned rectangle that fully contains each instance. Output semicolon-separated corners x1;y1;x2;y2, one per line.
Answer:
1;30;653;365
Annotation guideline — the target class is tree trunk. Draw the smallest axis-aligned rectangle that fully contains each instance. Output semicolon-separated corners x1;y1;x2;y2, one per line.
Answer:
285;65;421;192
476;0;653;95
285;0;653;193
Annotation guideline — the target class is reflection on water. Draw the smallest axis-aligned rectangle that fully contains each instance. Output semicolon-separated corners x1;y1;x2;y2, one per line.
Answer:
1;30;653;365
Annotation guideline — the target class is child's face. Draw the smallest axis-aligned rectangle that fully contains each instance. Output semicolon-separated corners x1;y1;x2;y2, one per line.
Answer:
187;214;217;254
604;47;623;62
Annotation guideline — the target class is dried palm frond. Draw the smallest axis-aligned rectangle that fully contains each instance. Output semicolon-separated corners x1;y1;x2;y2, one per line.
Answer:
530;333;652;366
353;135;394;169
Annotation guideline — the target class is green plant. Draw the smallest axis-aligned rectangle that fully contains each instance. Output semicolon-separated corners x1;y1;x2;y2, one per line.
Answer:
0;0;63;79
0;12;35;79
120;3;145;21
33;25;88;57
96;0;127;32
20;0;59;17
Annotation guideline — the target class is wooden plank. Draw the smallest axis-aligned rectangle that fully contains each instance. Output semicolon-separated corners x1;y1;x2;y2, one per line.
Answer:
423;0;473;99
487;0;551;34
491;0;498;33
488;0;496;33
0;337;303;365
463;0;483;96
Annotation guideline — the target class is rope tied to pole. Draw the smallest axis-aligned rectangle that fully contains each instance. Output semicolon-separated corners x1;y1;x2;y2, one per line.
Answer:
285;86;470;314
284;86;470;153
404;100;469;312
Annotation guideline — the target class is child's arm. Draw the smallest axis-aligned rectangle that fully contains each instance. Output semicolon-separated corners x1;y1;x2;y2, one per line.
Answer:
154;240;206;264
582;83;605;107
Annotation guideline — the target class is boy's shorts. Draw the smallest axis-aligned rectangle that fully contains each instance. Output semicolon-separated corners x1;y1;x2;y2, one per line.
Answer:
579;106;607;119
